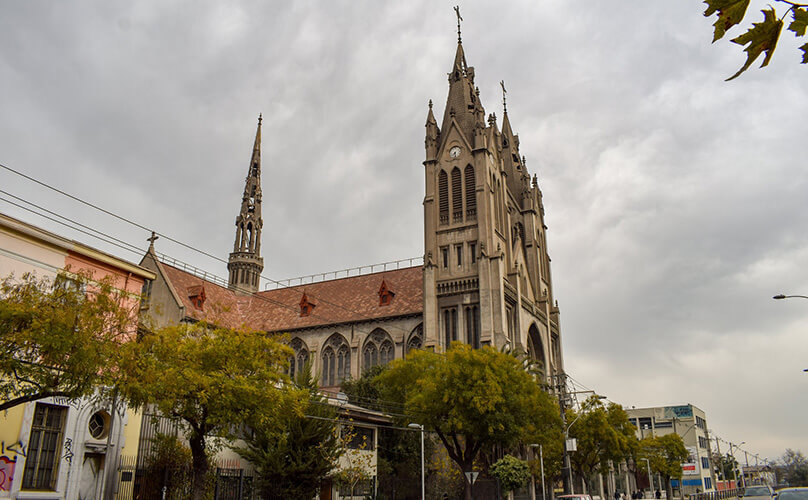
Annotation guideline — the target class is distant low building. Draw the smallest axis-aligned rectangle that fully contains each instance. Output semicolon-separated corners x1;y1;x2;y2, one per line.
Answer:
626;404;716;495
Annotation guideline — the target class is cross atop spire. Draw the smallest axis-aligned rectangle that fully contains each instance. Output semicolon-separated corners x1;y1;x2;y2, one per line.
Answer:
454;5;463;43
147;231;158;251
500;80;507;114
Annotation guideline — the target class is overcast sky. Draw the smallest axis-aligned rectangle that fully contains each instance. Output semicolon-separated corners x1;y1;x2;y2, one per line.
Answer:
2;1;806;462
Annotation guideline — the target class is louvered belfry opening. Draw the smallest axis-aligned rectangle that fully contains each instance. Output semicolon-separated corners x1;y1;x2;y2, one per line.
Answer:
451;167;462;222
464;165;475;219
439;170;449;224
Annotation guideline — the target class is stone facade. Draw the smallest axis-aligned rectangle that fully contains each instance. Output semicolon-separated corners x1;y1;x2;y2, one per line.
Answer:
140;26;564;386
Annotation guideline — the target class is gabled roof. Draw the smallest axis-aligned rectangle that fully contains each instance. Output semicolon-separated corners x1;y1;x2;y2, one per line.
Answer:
160;262;423;332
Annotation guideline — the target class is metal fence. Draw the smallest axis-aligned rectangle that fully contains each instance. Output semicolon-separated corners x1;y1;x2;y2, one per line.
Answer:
115;455;257;500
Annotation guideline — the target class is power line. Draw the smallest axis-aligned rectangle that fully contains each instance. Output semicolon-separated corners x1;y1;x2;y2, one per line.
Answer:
0;162;423;340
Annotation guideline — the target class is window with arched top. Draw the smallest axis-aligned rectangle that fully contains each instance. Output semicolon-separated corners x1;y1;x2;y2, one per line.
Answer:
464;165;476;219
289;337;309;379
362;329;394;371
451;167;462;222
406;323;423;355
527;324;546;380
443;308;457;348
322;333;350;386
438;170;449;225
465;305;480;349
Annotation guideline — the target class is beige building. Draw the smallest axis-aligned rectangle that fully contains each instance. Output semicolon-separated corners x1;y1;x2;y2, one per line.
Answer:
626;404;716;495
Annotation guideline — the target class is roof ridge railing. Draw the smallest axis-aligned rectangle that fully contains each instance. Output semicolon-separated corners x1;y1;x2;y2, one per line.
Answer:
156;252;229;288
265;256;423;290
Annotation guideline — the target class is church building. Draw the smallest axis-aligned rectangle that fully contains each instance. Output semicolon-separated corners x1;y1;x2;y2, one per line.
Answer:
139;23;564;388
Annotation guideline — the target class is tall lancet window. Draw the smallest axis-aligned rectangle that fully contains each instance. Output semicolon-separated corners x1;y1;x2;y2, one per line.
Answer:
451;167;462;222
465;165;476;219
439;170;449;225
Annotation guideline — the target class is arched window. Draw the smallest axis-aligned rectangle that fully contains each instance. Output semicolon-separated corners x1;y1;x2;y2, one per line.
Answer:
247;223;254;250
464;165;476;219
443;308;457;348
322;347;335;386
362;329;394;371
438;170;449;225
527;324;546;380
406;324;423;355
289;337;309;379
465;305;480;349
323;333;350;386
451;167;462;222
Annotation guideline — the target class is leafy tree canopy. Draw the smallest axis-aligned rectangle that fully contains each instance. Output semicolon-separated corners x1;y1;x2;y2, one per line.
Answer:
567;399;638;479
703;0;808;80
639;434;689;499
712;452;739;481
377;343;560;500
491;455;531;493
116;321;299;500
780;449;808;486
236;362;341;500
0;272;135;412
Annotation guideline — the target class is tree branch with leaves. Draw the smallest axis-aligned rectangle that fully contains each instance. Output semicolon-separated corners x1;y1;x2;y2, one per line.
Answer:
0;272;136;412
704;0;808;79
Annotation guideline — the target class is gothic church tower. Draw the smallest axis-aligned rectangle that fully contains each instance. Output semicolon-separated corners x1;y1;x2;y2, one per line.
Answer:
228;115;264;294
422;25;563;378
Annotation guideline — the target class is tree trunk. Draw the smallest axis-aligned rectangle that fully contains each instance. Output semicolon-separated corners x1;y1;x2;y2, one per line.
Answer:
189;432;209;500
664;476;673;500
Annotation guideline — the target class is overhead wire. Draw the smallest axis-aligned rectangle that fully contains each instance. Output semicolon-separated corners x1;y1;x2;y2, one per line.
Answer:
0;161;424;341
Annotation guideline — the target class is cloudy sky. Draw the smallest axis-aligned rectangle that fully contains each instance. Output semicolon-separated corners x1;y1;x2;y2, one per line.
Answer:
2;1;806;462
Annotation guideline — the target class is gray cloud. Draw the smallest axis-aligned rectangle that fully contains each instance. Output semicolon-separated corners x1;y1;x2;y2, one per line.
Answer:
1;0;806;460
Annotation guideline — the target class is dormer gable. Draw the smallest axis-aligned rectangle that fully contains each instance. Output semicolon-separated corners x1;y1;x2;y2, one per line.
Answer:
187;285;206;310
299;292;316;317
378;279;396;306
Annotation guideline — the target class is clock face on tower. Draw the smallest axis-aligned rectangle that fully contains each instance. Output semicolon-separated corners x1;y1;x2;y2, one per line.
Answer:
449;146;461;158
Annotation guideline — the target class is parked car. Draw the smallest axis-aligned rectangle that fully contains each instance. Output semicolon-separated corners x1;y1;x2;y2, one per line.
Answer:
557;495;594;500
742;485;776;500
775;488;808;500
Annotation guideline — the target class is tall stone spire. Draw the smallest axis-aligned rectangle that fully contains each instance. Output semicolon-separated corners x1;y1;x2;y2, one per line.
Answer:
227;114;264;294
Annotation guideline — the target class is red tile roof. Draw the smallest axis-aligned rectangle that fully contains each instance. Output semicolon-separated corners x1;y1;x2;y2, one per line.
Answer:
160;263;423;332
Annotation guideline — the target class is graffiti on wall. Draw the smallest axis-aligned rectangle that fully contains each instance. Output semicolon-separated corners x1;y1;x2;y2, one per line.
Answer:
0;441;25;458
63;438;74;465
0;456;15;492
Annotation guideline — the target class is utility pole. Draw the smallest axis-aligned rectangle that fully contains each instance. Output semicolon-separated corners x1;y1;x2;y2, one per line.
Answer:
555;373;573;495
714;438;722;481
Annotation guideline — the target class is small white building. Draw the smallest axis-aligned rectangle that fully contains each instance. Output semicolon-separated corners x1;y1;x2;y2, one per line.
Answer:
626;404;716;495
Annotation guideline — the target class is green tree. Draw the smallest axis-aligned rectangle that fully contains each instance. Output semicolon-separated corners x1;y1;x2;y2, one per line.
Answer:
0;272;135;412
491;455;531;494
117;322;297;500
236;363;341;500
342;365;429;499
703;0;808;80
378;343;560;500
566;399;639;492
712;452;739;481
639;434;689;500
780;449;808;486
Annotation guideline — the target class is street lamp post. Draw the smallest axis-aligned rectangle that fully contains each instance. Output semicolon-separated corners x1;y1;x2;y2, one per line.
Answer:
564;394;607;495
642;458;654;498
729;441;745;490
773;294;808;371
530;444;546;500
408;423;425;500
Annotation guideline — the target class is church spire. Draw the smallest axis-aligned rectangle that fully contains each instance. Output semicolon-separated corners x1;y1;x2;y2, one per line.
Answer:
441;7;482;148
227;114;265;294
